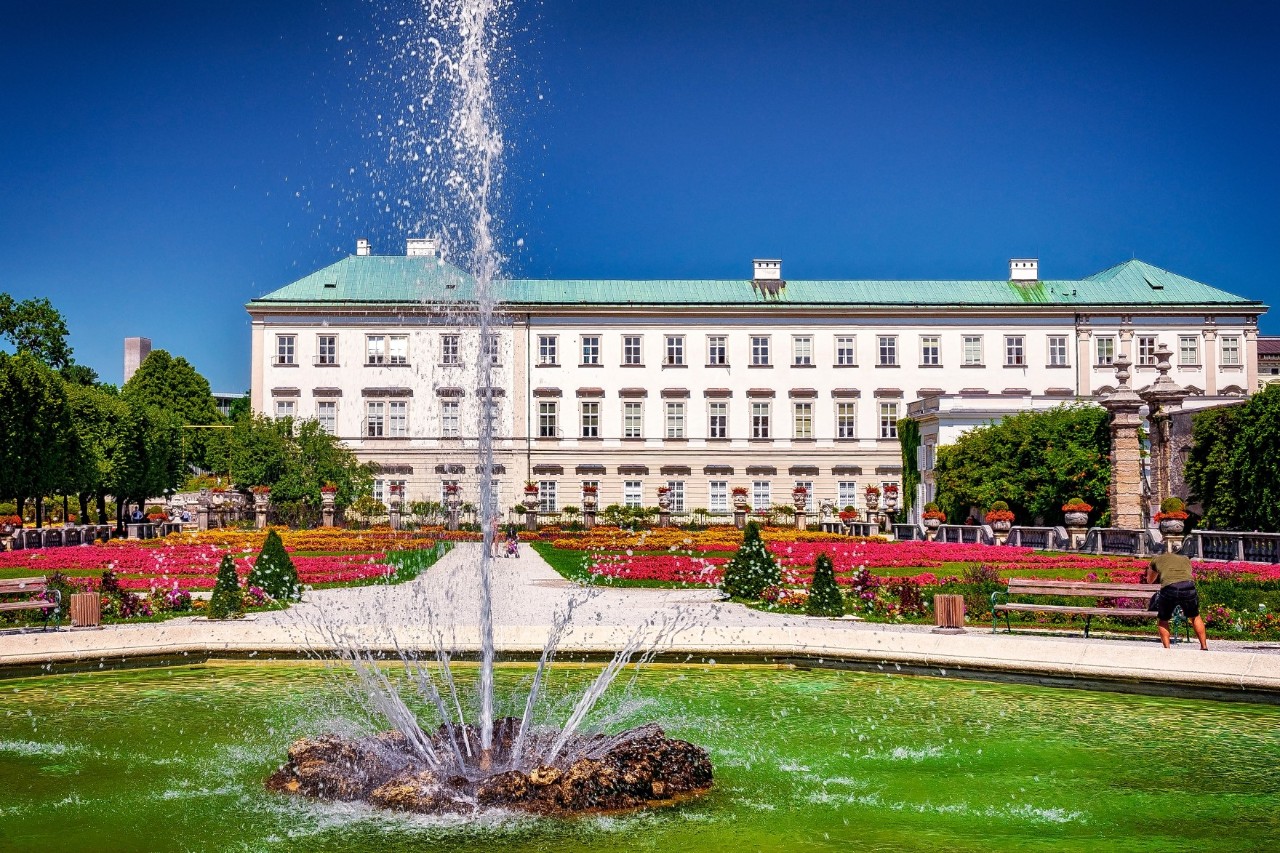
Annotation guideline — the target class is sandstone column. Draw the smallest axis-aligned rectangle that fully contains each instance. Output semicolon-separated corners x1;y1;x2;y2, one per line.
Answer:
1099;354;1145;531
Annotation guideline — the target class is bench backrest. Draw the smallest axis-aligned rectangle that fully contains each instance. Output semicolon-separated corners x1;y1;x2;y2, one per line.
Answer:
0;577;50;596
1006;578;1161;598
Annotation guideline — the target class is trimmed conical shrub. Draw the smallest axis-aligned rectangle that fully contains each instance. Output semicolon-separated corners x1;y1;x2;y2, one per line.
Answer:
207;553;245;620
721;521;781;600
247;529;301;602
806;553;844;617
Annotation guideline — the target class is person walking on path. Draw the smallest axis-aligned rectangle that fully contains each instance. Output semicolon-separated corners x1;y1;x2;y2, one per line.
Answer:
1146;551;1209;650
489;517;502;559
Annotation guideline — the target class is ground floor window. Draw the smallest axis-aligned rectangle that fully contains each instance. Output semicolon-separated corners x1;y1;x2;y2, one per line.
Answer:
752;480;771;512
623;480;642;509
665;480;686;512
838;481;858;508
538;481;557;513
708;480;728;513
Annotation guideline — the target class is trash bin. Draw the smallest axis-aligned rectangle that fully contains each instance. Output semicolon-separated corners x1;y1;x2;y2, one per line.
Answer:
932;593;965;634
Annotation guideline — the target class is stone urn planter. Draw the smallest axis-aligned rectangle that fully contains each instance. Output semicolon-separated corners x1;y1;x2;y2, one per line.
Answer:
923;517;941;530
864;493;879;511
1158;518;1185;535
1064;511;1090;527
657;490;672;511
791;488;808;511
989;520;1012;533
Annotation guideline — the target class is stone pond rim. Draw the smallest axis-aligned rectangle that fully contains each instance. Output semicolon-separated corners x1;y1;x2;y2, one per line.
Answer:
265;718;714;817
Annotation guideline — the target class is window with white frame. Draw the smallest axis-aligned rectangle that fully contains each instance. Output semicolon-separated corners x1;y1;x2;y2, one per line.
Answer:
708;401;727;439
920;336;940;366
581;335;600;365
538;481;557;513
838;481;858;508
366;401;385;437
665;481;686;512
665;402;686;438
441;400;460;437
963;335;983;366
537;401;558;438
440;480;459;502
623;335;642;365
441;334;460;365
388;335;409;365
793;402;813;439
706;335;727;365
1048;335;1069;367
623;402;643;438
665;335;685;366
836;402;857;439
623;480;642;509
483;333;501;366
1095;336;1116;366
581;480;599;502
1137;336;1157;366
275;335;296;365
537;335;558;366
366;335;386;365
316;334;337;365
708;480;728;513
1221;336;1241;366
877;335;898;366
794;481;813;503
751;402;771;439
751;336;771;366
879;401;899;439
274;399;295;419
1179;335;1200;366
317;401;337;435
1005;335;1026;366
793;335;813;366
580;401;600;438
372;479;385;505
836;335;857;366
388;401;408;436
752;480;771;511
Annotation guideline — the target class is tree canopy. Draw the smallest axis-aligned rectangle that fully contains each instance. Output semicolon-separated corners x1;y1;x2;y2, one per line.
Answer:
0;352;77;519
0;294;73;369
1185;385;1280;531
122;349;220;469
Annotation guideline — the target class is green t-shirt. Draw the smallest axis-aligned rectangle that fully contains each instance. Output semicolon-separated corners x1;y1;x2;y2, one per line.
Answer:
1150;552;1193;586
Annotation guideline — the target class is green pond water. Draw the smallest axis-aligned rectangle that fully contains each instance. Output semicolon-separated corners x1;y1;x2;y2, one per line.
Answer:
0;660;1277;852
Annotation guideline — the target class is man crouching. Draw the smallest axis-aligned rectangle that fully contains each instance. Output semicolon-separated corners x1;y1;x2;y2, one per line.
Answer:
1146;551;1209;650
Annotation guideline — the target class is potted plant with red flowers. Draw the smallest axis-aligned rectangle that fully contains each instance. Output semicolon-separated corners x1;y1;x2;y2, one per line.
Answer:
656;485;672;511
838;505;859;523
1062;497;1092;527
1154;497;1189;534
922;502;946;529
791;485;809;510
731;486;750;511
864;485;880;511
984;500;1014;532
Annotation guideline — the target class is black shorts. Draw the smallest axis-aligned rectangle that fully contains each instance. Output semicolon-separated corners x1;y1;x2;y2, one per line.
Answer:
1157;582;1199;621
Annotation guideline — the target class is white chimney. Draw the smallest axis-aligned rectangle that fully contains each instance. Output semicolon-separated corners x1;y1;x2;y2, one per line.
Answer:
753;259;782;281
1010;258;1038;281
406;237;440;258
355;238;371;256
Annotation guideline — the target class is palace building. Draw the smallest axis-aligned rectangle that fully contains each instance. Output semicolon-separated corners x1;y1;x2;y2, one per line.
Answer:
247;240;1266;518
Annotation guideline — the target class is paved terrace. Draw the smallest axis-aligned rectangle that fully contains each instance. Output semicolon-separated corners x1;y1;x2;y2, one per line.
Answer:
2;544;1278;700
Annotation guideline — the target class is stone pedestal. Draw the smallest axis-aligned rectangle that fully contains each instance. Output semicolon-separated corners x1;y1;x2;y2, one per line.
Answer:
1163;533;1185;553
583;509;596;530
524;511;538;532
446;508;460;532
658;511;672;527
1065;525;1088;551
321;492;336;528
1139;344;1191;514
196;504;210;532
1099;354;1146;531
389;504;402;531
733;509;747;530
794;511;806;531
252;491;271;529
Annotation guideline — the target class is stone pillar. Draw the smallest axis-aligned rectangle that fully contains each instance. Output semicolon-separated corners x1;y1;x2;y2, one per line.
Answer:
253;491;270;530
658;491;672;527
1099;354;1145;531
659;510;672;527
1245;325;1260;392
389;503;402;531
524;510;538;532
321;491;336;528
582;494;597;529
1202;326;1218;396
794;511;806;531
196;504;211;532
1065;524;1088;551
733;509;747;530
1139;344;1189;513
1075;321;1093;397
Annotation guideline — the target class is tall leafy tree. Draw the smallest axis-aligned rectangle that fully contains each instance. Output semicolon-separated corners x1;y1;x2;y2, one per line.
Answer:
209;415;372;506
0;352;77;525
107;403;183;530
65;383;128;524
1186;385;1280;531
0;294;73;369
122;349;220;468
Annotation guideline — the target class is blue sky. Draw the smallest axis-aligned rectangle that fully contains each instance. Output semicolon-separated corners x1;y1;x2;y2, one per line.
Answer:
1;0;1275;391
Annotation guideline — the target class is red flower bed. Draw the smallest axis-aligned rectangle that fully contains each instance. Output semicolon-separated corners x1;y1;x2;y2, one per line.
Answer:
587;553;727;584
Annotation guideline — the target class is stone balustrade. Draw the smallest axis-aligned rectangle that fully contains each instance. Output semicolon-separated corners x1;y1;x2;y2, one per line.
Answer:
1180;530;1280;564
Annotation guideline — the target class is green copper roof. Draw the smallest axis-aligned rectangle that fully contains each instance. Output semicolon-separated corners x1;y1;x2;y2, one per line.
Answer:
248;257;1263;310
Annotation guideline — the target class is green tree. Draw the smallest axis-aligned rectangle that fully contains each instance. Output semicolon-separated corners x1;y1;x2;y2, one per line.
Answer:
806;553;844;617
932;404;1110;525
721;521;781;600
107;402;183;530
65;383;128;524
247;529;302;601
0;352;77;526
207;554;245;620
0;294;73;369
123;349;220;469
1185;386;1280;531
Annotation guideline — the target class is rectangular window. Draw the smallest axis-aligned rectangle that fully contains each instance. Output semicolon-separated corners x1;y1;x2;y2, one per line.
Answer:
709;481;728;513
963;335;983;366
440;481;459;503
793;402;813;439
706;335;727;366
752;480;771;512
316;335;337;366
836;335;857;366
665;335;685;366
483;333;501;366
581;335;600;365
838;481;858;508
920;336;940;366
275;335;296;365
751;402;771;439
1047;335;1069;367
1096;336;1116;366
751;336;770;366
665;481;686;512
580;401;600;438
665;402;686;438
537;335;558;366
388;401;407;436
623;402;643;438
623;480;642;509
387;480;406;504
274;400;295;419
440;400;460;437
538;401;558;438
877;335;898;366
623;335;642;365
366;335;386;365
580;480;599;502
372;479;385;505
366;401;385;437
441;334;460;365
879;402;899;439
317;401;337;435
1221;336;1241;366
538;481;557;513
1179;335;1200;366
836;402;857;439
1004;335;1026;366
794;480;813;503
792;335;813;366
708;402;728;439
388;335;408;365
1137;336;1157;366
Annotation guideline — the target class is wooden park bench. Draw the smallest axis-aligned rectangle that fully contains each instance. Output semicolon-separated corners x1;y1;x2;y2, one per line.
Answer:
0;577;61;630
992;578;1188;640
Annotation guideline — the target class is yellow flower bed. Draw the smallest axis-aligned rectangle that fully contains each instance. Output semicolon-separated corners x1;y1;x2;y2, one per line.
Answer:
106;526;440;553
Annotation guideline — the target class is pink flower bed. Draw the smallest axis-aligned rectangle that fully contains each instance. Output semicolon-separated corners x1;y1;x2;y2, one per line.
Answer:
588;553;727;584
